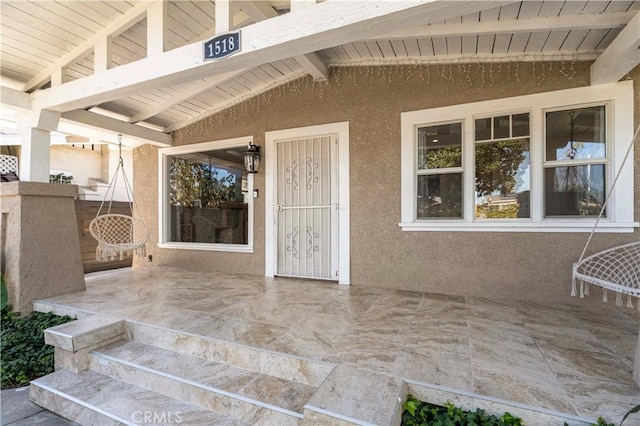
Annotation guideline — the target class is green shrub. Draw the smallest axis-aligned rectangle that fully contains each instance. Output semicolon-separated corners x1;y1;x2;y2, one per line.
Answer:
1;305;75;389
402;395;522;426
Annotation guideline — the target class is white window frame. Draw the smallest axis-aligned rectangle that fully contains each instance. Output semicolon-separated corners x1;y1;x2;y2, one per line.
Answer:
158;136;254;252
400;82;637;233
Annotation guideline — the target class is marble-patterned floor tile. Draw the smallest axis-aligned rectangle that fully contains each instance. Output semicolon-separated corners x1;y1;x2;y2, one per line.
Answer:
525;322;614;354
471;363;577;415
306;365;404;425
392;348;473;391
515;302;585;328
557;374;640;424
237;374;316;414
465;297;523;324
539;346;635;386
322;336;401;374
468;317;536;347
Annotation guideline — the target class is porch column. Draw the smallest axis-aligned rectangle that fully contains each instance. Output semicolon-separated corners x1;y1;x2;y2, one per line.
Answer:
0;182;86;315
18;109;60;182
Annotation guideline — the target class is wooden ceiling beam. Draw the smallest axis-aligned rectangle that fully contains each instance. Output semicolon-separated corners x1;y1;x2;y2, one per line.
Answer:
31;0;515;113
591;11;640;85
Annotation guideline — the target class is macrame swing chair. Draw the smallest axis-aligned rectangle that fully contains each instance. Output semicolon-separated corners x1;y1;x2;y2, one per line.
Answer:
89;135;150;262
572;124;640;308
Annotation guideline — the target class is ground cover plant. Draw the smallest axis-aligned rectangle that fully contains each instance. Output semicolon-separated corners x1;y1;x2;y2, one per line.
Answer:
1;304;75;389
402;395;635;426
402;395;522;426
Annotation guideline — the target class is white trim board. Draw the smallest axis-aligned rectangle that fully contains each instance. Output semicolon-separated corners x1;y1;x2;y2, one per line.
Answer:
265;122;350;284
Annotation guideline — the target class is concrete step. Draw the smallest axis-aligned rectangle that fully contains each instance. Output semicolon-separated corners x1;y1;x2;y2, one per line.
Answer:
89;339;314;425
30;369;248;426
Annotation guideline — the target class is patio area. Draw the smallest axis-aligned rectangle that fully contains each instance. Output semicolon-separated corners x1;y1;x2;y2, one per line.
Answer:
34;266;639;424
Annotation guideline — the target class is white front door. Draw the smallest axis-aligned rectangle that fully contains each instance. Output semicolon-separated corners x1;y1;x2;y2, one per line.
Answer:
275;135;337;279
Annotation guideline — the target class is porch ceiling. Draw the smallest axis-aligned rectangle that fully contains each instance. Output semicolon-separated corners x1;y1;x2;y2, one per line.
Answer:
1;0;639;147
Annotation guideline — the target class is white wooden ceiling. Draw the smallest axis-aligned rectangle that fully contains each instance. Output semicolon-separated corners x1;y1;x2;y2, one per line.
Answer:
1;0;639;143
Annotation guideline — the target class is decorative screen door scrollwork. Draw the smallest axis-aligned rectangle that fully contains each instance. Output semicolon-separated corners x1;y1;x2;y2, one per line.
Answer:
276;136;337;279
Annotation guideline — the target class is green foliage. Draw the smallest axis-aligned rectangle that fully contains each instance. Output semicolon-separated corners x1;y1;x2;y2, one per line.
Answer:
169;158;236;209
49;173;73;184
402;395;522;426
1;305;75;389
477;204;520;219
621;404;640;425
422;147;462;170
475;140;526;197
1;274;7;310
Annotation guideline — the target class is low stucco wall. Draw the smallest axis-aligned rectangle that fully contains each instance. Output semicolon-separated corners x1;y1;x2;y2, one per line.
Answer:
0;182;86;315
134;62;639;302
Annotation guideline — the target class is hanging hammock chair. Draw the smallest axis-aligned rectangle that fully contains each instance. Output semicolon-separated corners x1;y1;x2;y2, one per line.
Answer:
89;135;150;262
572;125;640;308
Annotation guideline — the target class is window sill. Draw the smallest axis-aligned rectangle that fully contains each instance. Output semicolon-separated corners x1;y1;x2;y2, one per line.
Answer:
158;242;254;253
399;220;639;233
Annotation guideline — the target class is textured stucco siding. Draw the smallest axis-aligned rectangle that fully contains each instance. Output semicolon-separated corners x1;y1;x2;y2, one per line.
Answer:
133;62;639;302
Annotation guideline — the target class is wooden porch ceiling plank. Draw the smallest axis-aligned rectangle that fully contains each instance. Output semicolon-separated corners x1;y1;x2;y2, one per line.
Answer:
128;69;249;123
591;11;640;85
2;4;85;48
31;0;515;113
23;1;154;92
376;10;636;40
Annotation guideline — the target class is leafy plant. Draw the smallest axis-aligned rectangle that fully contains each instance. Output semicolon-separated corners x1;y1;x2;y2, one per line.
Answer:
1;305;75;389
169;158;236;209
1;274;7;310
402;395;522;426
49;173;73;184
621;404;640;425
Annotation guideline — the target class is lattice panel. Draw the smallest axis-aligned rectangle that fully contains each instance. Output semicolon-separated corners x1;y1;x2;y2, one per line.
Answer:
0;154;18;174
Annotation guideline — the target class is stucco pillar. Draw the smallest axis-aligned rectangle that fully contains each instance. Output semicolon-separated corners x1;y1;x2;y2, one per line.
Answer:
0;181;86;315
18;110;60;182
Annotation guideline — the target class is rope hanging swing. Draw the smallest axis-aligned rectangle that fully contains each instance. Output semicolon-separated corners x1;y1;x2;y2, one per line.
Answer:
572;124;640;308
89;135;150;262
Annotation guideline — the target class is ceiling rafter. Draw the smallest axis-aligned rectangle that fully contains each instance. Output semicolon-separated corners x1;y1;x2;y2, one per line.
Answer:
591;11;640;85
30;0;516;114
373;10;637;40
61;110;171;146
237;0;329;81
128;69;248;123
23;1;156;92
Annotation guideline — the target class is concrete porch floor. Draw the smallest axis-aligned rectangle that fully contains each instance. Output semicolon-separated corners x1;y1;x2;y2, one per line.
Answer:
35;266;640;424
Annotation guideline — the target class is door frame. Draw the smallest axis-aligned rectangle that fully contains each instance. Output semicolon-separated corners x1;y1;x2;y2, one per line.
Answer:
265;122;350;284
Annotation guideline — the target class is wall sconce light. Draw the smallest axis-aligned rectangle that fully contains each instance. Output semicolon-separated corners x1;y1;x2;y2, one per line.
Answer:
244;141;261;174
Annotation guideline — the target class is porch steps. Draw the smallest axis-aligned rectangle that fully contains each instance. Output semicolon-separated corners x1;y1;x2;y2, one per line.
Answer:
30;315;336;425
87;339;314;425
30;369;247;425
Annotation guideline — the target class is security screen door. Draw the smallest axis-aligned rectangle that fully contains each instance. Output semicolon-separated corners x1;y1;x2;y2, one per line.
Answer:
276;135;337;280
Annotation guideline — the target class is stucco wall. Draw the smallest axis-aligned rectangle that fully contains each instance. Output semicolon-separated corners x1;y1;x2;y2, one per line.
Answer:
0;182;86;315
134;62;639;302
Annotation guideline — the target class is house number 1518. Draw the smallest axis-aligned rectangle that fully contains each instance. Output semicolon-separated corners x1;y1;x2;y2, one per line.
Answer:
203;31;241;60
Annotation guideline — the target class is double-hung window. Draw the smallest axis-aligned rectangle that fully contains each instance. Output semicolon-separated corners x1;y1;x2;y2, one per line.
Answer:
400;82;636;232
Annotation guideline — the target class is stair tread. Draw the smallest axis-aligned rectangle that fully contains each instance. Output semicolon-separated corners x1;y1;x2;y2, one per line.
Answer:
32;369;248;426
93;339;316;414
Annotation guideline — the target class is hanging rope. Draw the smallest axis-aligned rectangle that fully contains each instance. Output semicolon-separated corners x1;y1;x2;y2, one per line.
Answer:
89;135;150;262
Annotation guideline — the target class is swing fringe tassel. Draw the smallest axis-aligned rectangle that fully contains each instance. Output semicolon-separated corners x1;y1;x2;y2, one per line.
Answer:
96;243;147;263
572;277;640;311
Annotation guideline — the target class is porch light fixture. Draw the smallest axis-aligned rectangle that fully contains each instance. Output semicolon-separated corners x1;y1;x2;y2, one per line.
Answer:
244;141;261;174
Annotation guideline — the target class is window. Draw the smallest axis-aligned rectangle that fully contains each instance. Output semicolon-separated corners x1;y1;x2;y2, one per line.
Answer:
400;83;636;232
475;113;531;219
544;106;606;217
158;137;254;252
